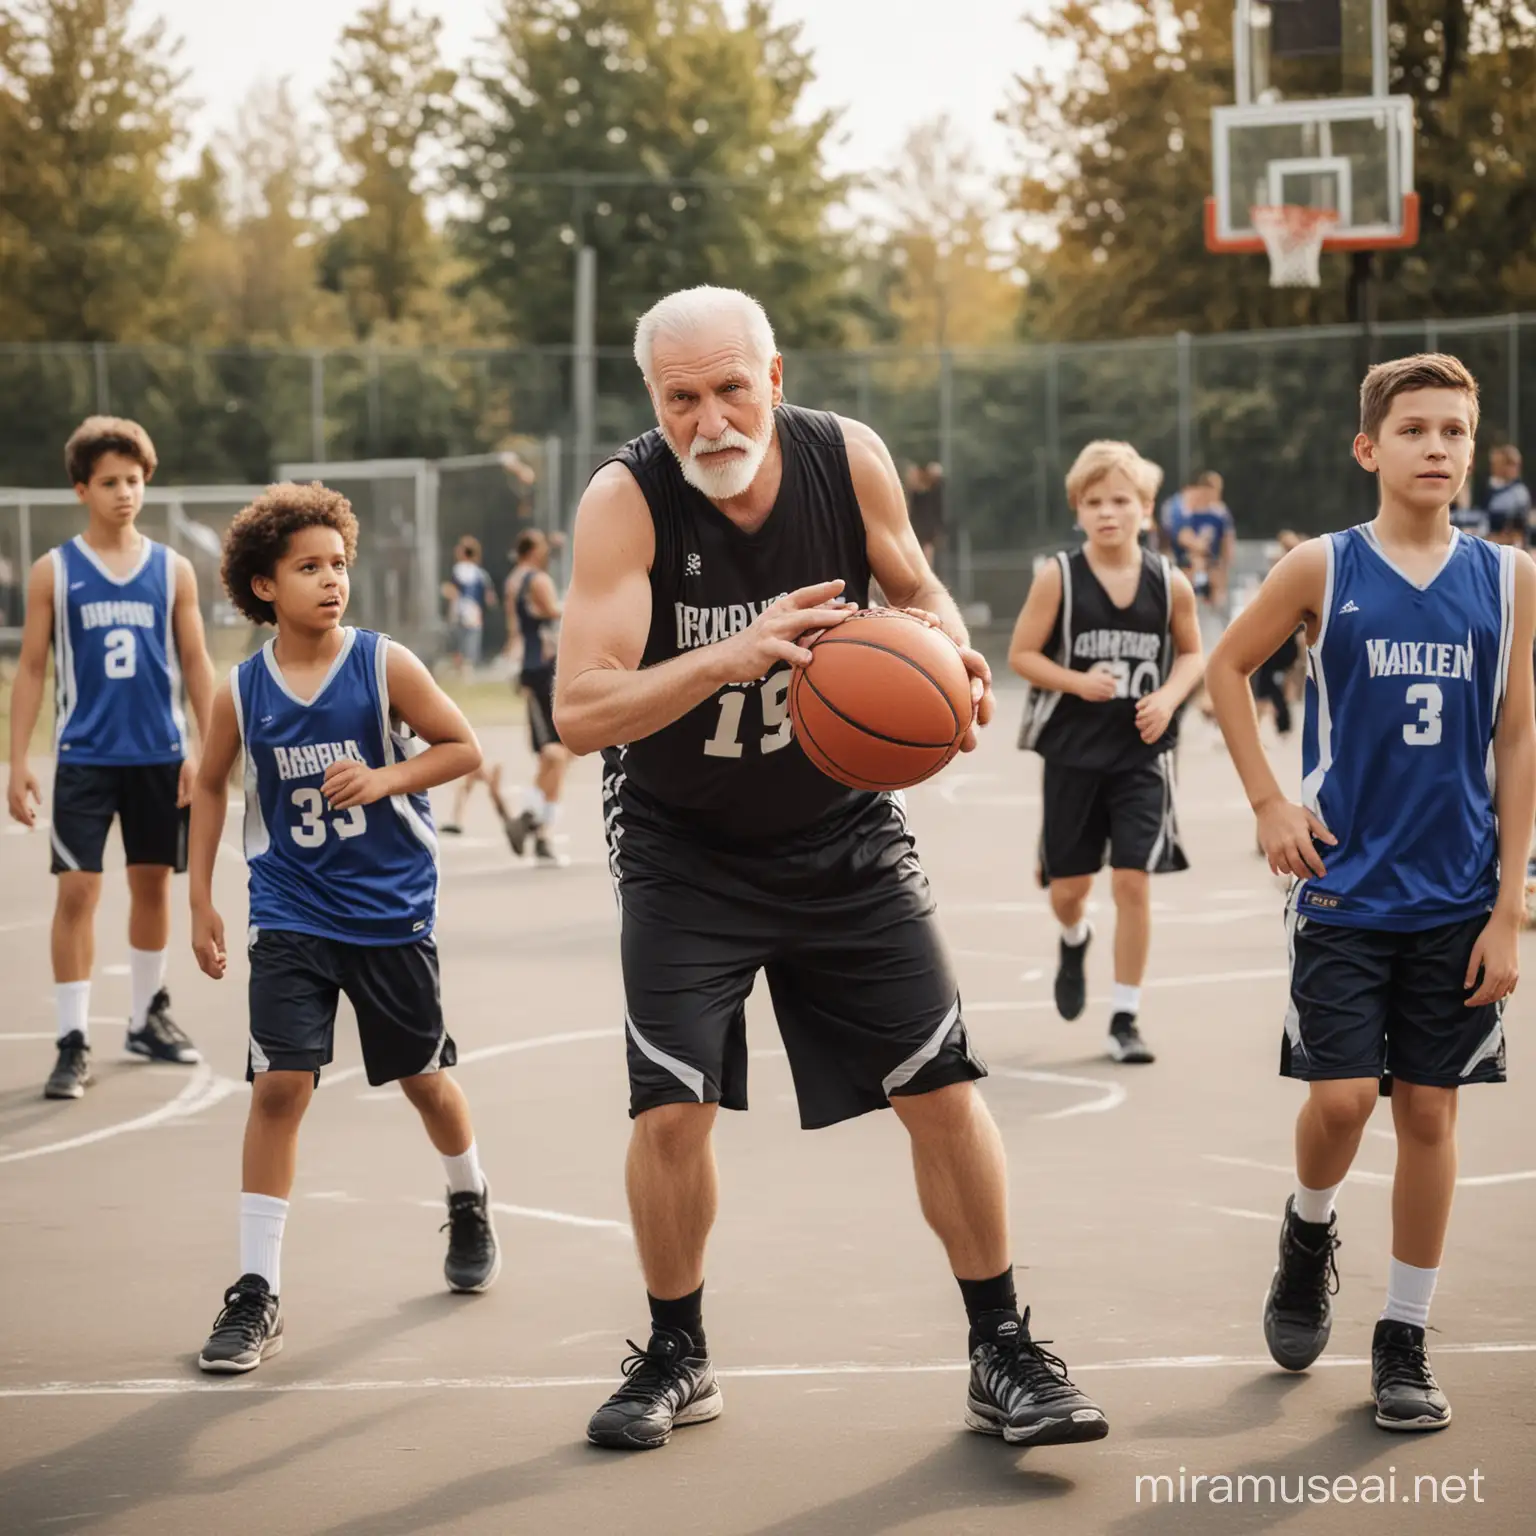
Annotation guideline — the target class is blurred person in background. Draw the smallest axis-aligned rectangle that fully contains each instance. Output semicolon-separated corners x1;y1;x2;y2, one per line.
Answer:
1250;530;1307;739
442;536;495;675
906;461;946;572
1480;445;1530;548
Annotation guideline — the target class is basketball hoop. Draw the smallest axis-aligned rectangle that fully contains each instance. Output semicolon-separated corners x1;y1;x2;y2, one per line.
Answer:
1251;206;1340;288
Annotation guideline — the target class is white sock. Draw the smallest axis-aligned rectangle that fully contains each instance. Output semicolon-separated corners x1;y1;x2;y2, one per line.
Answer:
129;947;168;1031
1111;982;1141;1016
1061;919;1090;947
541;800;561;831
1292;1180;1341;1225
56;981;90;1044
240;1192;289;1295
442;1140;485;1196
522;786;547;821
1381;1257;1438;1329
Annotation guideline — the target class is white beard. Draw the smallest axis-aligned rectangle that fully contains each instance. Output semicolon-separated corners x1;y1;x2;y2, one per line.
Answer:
674;422;772;501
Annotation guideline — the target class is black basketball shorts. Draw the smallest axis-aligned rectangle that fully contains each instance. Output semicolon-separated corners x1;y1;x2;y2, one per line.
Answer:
605;782;986;1130
1037;755;1187;883
50;761;188;875
522;666;561;754
247;928;456;1087
1281;907;1506;1090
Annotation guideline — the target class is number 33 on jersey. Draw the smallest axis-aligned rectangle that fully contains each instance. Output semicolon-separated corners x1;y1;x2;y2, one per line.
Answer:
1297;526;1520;927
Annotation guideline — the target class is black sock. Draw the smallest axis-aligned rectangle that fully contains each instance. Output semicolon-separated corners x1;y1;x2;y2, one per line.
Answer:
648;1284;706;1355
958;1267;1018;1345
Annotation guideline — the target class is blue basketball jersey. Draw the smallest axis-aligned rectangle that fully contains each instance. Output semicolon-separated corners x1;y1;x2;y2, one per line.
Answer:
1296;526;1519;931
52;536;187;766
233;628;438;945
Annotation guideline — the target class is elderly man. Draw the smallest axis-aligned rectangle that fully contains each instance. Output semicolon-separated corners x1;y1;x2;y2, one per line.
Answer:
555;286;1108;1453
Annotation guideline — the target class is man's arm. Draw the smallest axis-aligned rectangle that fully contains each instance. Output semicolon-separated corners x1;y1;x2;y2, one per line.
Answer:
528;570;562;621
1206;539;1337;878
1466;551;1536;1005
189;679;243;979
6;557;55;826
172;557;216;803
840;418;993;742
552;465;851;756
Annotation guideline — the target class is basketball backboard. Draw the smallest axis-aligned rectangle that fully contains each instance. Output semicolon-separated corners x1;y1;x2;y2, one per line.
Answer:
1208;0;1418;256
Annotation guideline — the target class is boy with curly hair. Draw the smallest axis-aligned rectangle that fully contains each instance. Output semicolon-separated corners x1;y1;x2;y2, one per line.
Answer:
189;483;500;1372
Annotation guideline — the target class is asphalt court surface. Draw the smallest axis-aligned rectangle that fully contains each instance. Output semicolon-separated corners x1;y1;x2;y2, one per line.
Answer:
2;698;1532;1534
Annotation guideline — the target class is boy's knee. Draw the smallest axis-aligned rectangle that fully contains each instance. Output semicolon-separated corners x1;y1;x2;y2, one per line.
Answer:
54;875;100;921
1309;1080;1378;1139
633;1102;715;1161
1110;868;1150;907
1394;1084;1457;1144
251;1072;312;1120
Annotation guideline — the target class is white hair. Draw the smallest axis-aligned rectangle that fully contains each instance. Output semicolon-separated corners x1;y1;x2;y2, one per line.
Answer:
633;286;777;382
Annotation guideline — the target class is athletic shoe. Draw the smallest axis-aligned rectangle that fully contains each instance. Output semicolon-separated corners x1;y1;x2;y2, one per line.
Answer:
1053;929;1091;1020
125;990;201;1064
442;1181;501;1293
198;1274;283;1373
533;831;566;866
44;1030;92;1100
1371;1319;1451;1431
1106;1012;1155;1064
965;1308;1109;1445
586;1327;723;1449
440;823;464;835
502;808;536;857
1262;1196;1340;1371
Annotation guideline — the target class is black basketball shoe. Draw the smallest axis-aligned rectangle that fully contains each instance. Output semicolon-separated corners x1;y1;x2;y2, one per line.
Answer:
44;1031;92;1100
965;1308;1109;1446
199;1274;283;1373
1263;1196;1341;1371
1054;929;1091;1020
1106;1012;1155;1064
126;990;201;1064
442;1182;501;1293
502;808;537;857
1371;1319;1451;1431
586;1327;723;1450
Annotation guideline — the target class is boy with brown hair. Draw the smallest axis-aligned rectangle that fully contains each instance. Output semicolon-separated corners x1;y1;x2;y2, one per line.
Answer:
1011;441;1205;1064
1206;354;1535;1431
7;417;215;1099
189;483;499;1372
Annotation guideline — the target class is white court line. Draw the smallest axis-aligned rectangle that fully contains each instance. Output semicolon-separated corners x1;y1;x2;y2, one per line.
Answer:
0;919;48;933
1203;1152;1536;1190
0;1032;55;1042
1202;1205;1281;1222
990;1067;1127;1120
969;968;1289;1012
345;1028;617;1098
413;1198;630;1235
0;1067;243;1165
6;1341;1535;1400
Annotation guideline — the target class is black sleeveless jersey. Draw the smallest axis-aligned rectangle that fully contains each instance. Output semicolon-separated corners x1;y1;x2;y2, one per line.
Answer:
601;404;874;844
1018;546;1177;771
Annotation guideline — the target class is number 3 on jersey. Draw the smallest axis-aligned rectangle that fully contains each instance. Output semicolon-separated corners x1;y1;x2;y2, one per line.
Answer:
703;672;793;758
290;787;368;847
1403;682;1443;746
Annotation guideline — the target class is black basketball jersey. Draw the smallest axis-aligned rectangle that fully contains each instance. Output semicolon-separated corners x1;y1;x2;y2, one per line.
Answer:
1018;547;1177;771
601;404;873;843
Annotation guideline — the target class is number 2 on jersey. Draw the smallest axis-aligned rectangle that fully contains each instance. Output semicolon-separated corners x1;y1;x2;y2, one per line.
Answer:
290;787;368;847
1403;682;1443;746
703;672;793;758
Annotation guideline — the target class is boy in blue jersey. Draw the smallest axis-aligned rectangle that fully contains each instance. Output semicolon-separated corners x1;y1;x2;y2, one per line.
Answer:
188;483;499;1372
7;418;215;1099
1208;354;1536;1432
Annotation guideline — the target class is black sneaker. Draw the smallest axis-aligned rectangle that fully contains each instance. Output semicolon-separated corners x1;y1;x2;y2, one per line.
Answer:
440;823;464;835
965;1308;1109;1446
1106;1012;1155;1064
533;831;566;866
502;808;537;857
1054;930;1091;1020
44;1031;92;1100
125;990;201;1064
1371;1319;1451;1431
198;1274;283;1373
1262;1196;1341;1370
442;1182;501;1293
586;1327;723;1449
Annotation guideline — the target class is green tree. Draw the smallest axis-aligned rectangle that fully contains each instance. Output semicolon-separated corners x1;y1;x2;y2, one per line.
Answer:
0;0;187;342
321;0;458;339
1007;0;1536;338
452;0;854;349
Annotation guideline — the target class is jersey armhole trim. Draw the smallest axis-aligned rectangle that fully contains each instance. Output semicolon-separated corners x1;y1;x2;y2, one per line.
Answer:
373;634;440;864
1311;533;1339;659
51;548;74;745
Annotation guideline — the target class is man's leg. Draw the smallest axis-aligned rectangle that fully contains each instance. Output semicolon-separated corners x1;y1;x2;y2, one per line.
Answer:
626;1102;720;1303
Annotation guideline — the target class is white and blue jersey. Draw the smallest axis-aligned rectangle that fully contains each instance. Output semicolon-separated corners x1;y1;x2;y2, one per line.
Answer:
1296;525;1519;931
52;536;186;765
232;628;438;946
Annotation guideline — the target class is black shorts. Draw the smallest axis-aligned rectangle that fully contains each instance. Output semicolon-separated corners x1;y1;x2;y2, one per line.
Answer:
1037;756;1186;883
247;928;456;1087
50;761;188;875
522;667;561;753
1282;909;1506;1090
607;779;986;1130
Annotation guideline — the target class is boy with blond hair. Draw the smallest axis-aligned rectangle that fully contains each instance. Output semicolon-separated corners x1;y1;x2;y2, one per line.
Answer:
1207;355;1535;1430
1010;442;1205;1064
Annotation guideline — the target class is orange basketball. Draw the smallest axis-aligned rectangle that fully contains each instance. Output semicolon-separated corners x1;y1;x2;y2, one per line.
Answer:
789;609;975;791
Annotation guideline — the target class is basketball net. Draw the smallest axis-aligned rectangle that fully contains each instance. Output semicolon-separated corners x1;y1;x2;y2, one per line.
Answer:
1251;206;1340;288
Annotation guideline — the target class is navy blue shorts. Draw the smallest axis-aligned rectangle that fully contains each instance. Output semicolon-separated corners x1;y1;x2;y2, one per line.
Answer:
50;762;187;874
1282;909;1506;1090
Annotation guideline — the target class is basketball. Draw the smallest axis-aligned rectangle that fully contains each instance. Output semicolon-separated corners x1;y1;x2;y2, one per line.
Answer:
789;609;974;791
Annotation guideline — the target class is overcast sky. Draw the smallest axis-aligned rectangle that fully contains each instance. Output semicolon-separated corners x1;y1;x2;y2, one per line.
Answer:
150;0;1041;183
